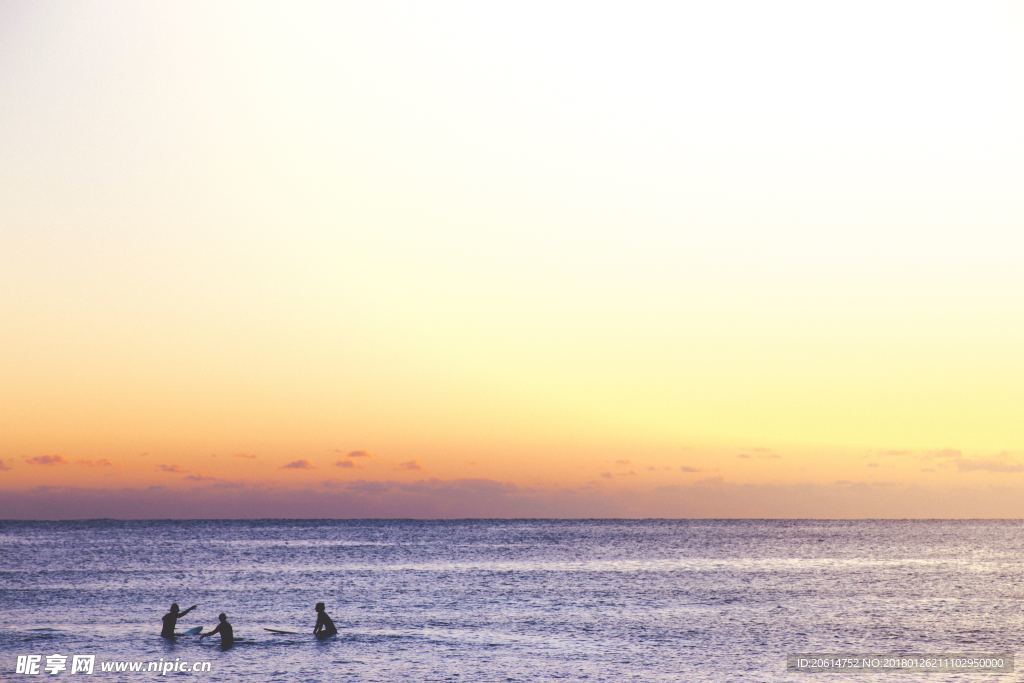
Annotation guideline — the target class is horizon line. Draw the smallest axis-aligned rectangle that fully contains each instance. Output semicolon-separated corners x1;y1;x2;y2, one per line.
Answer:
4;517;1024;522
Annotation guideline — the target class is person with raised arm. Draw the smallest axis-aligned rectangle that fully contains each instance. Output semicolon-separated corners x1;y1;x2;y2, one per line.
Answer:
161;602;198;637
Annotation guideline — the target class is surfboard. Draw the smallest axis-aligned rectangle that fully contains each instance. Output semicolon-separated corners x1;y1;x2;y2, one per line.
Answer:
264;628;301;635
178;626;203;636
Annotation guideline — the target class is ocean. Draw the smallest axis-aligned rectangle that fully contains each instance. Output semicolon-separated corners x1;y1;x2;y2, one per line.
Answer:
1;520;1021;681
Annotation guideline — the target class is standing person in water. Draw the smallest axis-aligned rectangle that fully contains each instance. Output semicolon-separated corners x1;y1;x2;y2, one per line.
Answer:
313;602;338;639
161;602;198;637
200;613;234;648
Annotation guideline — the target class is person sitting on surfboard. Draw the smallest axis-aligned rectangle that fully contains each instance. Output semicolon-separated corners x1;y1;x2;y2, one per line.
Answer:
200;613;234;648
161;602;198;637
314;602;338;639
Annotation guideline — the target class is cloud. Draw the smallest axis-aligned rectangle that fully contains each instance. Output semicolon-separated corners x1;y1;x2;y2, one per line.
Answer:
600;472;613;479
397;460;421;471
232;453;258;460
0;459;10;471
872;448;966;464
956;459;1024;473
679;466;702;473
25;455;66;466
335;460;355;469
158;464;184;473
737;451;781;460
346;450;371;459
867;462;879;468
77;459;112;467
282;459;313;470
340;480;392;494
613;459;631;466
184;474;219;482
13;477;1024;519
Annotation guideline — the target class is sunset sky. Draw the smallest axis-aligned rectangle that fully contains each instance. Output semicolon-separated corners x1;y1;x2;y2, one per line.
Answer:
3;0;1024;517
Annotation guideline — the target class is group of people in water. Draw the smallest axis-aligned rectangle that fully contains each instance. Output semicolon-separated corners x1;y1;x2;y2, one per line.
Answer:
160;601;338;648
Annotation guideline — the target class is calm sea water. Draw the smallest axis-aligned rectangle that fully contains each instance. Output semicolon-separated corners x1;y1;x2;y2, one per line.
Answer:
1;520;1022;681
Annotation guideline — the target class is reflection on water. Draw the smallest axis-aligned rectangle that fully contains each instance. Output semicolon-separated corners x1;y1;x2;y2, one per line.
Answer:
1;520;1022;681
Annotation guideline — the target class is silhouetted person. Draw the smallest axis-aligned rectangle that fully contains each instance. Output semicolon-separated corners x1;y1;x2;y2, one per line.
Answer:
161;602;197;637
314;602;338;639
200;613;234;648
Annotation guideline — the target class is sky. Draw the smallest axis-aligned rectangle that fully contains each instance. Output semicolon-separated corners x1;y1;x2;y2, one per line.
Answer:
2;0;1024;518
